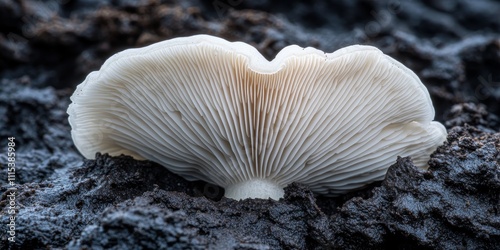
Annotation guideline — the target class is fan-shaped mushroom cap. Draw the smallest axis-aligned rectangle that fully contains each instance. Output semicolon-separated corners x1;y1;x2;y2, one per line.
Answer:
67;35;447;200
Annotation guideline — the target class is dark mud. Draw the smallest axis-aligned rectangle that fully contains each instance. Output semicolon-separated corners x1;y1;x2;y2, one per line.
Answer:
1;0;499;249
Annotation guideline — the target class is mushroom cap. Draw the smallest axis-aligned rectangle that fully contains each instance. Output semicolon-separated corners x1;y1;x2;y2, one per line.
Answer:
67;35;447;200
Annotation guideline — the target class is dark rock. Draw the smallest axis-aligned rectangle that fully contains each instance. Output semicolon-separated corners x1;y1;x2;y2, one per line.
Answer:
0;79;74;152
69;184;317;249
0;153;203;249
330;126;500;249
69;205;207;250
0;0;22;30
0;150;80;186
445;102;499;132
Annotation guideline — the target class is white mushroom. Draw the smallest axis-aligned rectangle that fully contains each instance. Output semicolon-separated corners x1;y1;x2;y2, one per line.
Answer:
67;35;447;200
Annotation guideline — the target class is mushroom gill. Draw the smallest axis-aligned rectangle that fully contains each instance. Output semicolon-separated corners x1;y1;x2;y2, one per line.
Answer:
67;35;447;200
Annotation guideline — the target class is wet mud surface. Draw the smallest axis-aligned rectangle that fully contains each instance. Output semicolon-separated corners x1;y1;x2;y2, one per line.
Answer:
1;0;499;249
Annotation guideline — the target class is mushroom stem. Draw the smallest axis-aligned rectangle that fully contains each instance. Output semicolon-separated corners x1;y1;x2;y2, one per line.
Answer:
224;179;285;200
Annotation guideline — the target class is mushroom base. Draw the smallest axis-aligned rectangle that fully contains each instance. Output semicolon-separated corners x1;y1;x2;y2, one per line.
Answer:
224;179;285;200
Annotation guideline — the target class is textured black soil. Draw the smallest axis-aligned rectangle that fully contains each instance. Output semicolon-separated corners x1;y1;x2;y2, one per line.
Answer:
1;0;499;249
